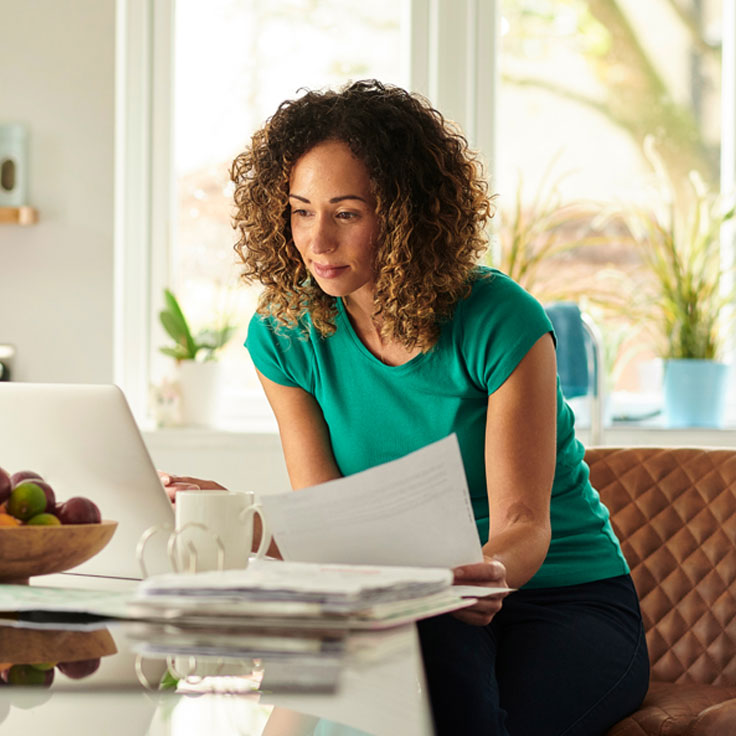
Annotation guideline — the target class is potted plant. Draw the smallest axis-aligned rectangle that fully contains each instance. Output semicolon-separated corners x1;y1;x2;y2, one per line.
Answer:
159;289;238;426
489;165;618;440
617;141;736;427
489;161;607;303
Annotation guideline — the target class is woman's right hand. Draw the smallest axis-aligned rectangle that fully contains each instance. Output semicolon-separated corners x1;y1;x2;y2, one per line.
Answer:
158;471;227;503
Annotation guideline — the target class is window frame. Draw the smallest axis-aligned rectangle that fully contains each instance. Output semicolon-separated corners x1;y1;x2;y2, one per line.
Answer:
115;0;175;423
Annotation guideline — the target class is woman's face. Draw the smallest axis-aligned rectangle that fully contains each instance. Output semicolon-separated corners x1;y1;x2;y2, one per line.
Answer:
289;140;379;300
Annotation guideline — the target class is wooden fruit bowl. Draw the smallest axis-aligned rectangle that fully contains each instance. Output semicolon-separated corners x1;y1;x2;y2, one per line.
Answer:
0;520;118;584
0;626;117;666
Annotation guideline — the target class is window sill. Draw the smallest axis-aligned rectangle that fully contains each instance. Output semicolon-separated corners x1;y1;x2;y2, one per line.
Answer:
138;390;736;493
141;421;289;495
139;417;736;497
142;420;736;447
572;391;736;447
141;418;278;443
576;423;736;448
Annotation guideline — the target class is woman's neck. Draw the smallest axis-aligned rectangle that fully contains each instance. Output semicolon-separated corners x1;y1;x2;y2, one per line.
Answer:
342;291;382;343
342;293;422;367
342;288;374;322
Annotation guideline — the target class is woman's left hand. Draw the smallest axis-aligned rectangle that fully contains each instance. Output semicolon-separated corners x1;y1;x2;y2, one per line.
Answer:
451;557;510;626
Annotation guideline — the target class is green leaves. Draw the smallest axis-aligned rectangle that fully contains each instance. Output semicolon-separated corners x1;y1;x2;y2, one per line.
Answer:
160;289;197;359
488;159;603;303
158;669;180;691
621;155;736;361
158;289;237;362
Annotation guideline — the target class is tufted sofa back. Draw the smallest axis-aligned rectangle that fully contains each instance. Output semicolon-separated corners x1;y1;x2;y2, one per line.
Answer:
585;446;736;687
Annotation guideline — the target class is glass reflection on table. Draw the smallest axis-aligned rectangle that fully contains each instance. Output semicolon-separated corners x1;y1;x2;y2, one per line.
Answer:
0;619;372;736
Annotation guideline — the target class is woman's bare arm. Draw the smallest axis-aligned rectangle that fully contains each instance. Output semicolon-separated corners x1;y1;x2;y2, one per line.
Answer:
256;369;343;490
452;333;556;625
482;332;556;587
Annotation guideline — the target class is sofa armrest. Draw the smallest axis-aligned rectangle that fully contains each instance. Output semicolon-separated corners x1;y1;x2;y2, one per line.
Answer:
690;698;736;736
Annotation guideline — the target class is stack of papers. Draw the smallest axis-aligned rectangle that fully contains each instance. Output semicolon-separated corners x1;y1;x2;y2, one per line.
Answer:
123;619;346;658
121;618;347;693
0;585;132;627
128;559;479;630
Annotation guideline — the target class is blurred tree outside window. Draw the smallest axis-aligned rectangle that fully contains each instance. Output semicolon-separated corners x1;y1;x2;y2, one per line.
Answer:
496;0;724;423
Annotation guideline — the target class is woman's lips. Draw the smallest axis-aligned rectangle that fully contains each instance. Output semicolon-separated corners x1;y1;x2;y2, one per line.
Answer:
312;263;349;279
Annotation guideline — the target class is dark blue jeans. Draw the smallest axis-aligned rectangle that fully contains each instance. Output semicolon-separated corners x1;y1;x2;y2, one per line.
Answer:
417;574;649;736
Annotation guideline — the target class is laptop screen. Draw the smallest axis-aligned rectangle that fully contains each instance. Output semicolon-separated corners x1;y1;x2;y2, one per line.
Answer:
0;383;174;580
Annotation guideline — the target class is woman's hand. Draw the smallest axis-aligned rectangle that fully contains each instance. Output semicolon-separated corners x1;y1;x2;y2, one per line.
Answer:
452;557;510;626
158;471;227;503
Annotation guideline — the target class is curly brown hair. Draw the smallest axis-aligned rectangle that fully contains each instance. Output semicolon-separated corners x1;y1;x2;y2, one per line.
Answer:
231;79;494;350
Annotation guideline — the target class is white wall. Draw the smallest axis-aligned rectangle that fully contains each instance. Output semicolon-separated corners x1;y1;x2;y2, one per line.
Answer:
0;0;115;383
0;0;287;492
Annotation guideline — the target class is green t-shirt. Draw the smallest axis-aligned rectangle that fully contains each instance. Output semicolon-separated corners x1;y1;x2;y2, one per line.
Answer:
246;267;628;588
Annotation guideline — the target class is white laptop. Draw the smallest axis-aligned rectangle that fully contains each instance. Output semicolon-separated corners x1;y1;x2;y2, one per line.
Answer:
0;382;175;580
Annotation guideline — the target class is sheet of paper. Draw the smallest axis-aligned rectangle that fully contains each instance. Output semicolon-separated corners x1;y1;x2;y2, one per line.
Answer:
0;584;132;618
452;585;511;598
260;434;483;569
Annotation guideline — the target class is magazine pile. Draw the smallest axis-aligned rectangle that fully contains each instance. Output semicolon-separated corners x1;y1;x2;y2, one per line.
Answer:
127;558;478;630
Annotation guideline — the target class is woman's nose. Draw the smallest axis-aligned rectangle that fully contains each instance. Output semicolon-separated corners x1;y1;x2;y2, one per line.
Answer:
310;217;337;254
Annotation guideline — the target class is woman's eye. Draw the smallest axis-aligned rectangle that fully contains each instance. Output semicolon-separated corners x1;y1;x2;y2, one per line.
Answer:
291;208;309;217
336;211;358;220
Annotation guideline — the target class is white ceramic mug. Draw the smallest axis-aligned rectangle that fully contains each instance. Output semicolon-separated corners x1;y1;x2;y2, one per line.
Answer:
173;490;271;572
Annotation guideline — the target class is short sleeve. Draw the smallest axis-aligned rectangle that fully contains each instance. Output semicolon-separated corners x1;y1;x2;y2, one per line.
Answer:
244;312;313;391
459;270;554;395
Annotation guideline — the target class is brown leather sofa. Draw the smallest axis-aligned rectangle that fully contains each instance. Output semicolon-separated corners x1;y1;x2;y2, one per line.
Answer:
585;447;736;736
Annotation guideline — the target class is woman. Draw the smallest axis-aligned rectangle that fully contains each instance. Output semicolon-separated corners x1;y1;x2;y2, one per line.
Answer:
169;79;649;735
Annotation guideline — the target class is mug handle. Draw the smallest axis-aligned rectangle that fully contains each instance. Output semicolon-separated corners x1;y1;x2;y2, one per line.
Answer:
167;522;225;573
239;503;271;559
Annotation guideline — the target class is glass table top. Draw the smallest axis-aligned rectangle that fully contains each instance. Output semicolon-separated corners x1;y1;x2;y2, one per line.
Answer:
0;613;429;736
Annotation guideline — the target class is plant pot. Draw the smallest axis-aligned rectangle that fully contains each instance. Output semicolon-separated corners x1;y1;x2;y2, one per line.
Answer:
663;359;729;428
177;361;223;427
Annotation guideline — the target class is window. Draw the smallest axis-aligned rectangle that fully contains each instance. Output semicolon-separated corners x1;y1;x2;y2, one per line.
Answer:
495;0;727;425
116;0;734;431
116;0;409;427
172;0;407;426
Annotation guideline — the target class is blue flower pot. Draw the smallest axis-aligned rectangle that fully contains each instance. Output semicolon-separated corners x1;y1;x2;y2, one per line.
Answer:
663;359;729;428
